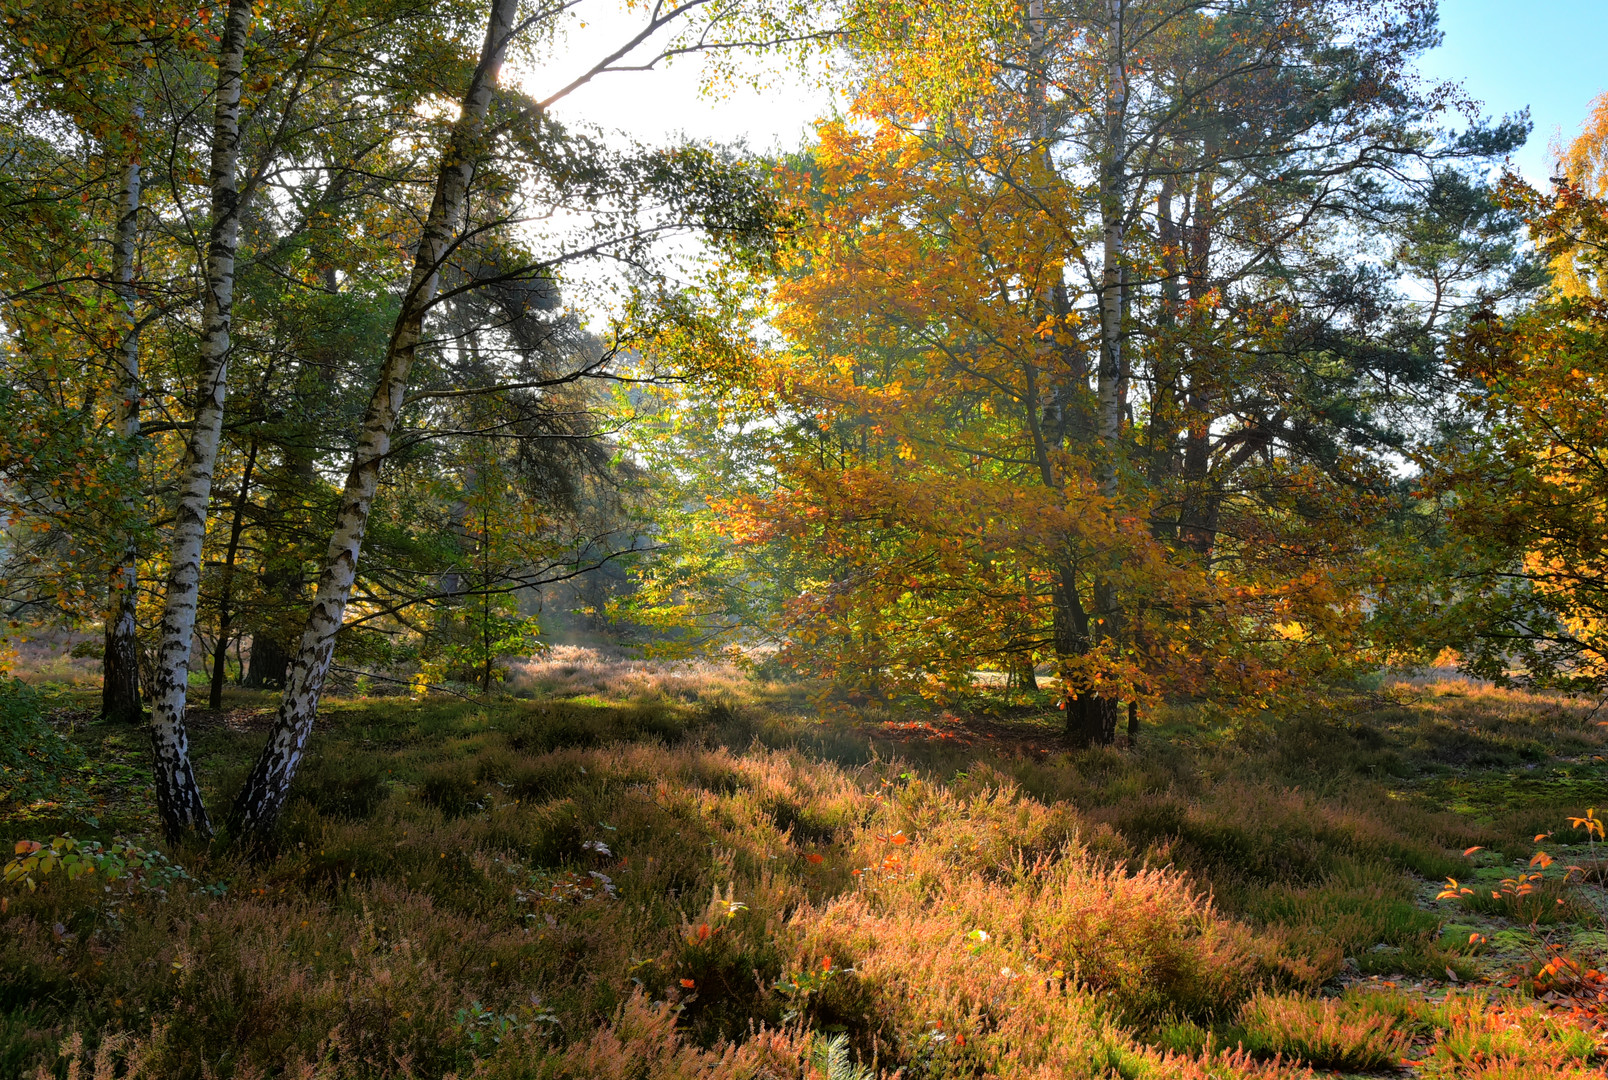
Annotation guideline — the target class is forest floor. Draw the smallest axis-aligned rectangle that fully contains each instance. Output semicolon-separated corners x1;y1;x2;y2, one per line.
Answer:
5;659;1608;1078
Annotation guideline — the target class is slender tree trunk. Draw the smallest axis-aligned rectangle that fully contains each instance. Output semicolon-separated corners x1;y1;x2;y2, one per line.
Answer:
1177;167;1218;556
229;0;520;840
1145;175;1181;501
209;437;259;710
1060;0;1128;750
149;0;252;843
103;155;144;724
1095;0;1128;456
479;497;491;694
245;352;327;689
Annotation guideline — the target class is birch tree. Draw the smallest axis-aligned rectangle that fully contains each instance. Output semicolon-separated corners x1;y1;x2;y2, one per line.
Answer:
0;0;212;709
223;0;523;838
147;0;253;841
226;0;825;839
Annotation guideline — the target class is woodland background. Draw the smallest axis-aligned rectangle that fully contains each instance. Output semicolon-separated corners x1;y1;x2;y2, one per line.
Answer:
8;0;1608;1076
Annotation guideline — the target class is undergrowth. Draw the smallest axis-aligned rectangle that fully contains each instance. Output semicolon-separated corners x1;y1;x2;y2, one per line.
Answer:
3;672;1607;1077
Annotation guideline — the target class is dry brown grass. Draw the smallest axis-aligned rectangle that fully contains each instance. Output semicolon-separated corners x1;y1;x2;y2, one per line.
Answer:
503;645;766;703
3;629;102;689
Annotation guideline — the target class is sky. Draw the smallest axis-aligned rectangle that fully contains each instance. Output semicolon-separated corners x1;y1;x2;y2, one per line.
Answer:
531;0;1608;177
518;0;1608;320
1417;0;1608;183
520;5;835;154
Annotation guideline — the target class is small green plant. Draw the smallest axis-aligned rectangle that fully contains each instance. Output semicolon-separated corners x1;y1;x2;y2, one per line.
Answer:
775;955;853;1023
3;835;222;897
454;1002;519;1050
809;1032;874;1080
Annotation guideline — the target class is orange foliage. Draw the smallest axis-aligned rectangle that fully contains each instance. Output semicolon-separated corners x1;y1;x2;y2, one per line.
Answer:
691;76;1378;706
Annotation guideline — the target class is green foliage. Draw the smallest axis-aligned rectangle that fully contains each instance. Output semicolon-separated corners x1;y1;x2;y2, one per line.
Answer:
0;678;82;809
1404;175;1608;690
809;1032;874;1080
2;834;219;897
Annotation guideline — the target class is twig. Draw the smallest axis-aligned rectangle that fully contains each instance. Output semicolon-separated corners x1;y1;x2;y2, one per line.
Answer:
327;663;476;701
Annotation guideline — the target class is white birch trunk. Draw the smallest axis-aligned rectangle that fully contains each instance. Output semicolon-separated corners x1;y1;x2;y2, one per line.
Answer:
149;0;253;842
103;155;144;723
229;0;520;839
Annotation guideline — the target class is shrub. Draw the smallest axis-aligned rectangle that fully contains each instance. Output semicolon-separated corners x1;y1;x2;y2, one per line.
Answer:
0;678;82;810
292;753;391;821
418;761;480;816
1421;997;1599;1077
28;1029;168;1080
1237;991;1411;1071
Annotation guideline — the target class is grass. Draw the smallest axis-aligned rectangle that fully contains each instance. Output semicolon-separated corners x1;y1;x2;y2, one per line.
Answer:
4;664;1608;1077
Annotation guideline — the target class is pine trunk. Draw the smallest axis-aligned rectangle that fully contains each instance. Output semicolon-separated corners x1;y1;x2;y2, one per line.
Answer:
148;0;252;843
228;0;520;841
103;156;144;724
244;631;292;689
1064;0;1128;751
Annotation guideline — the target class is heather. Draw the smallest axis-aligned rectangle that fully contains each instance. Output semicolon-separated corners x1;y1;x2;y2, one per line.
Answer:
6;666;1608;1077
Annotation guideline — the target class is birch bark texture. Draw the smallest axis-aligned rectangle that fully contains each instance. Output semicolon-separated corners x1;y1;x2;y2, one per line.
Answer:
102;155;143;724
148;0;253;843
229;0;521;839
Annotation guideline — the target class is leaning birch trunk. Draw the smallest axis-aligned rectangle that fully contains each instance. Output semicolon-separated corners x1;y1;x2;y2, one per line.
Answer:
102;155;144;724
228;0;520;840
148;0;253;843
